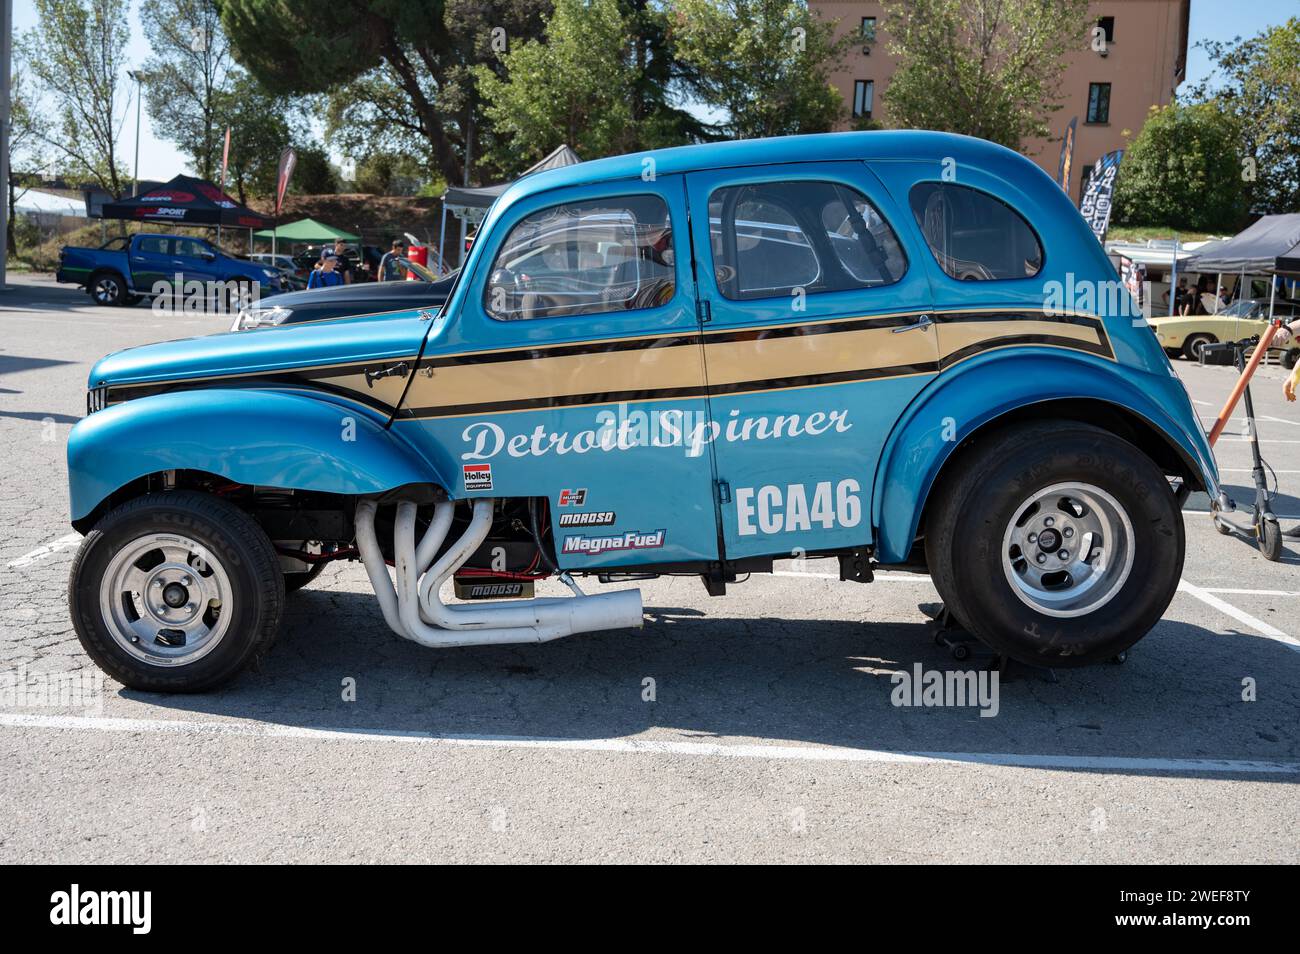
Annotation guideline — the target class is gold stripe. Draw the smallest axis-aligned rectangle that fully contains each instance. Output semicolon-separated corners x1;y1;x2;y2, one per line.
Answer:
936;318;1101;360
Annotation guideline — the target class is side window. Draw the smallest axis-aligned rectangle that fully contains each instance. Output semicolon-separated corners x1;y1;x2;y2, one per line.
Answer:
484;195;675;320
908;182;1044;281
709;180;906;301
136;236;170;256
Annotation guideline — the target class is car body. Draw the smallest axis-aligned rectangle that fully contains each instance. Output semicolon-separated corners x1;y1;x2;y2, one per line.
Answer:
57;234;284;306
231;258;457;330
64;131;1219;691
1149;299;1300;362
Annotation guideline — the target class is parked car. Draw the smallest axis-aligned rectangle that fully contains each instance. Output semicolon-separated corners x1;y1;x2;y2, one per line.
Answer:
291;243;385;282
57;234;284;306
65;131;1218;691
1149;299;1300;364
246;252;308;291
230;258;457;330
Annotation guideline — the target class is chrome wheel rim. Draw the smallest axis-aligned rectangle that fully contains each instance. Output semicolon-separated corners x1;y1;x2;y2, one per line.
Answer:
98;533;232;665
93;278;118;303
1001;482;1134;618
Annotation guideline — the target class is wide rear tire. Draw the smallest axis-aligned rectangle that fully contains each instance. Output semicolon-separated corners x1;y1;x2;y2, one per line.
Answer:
925;421;1184;667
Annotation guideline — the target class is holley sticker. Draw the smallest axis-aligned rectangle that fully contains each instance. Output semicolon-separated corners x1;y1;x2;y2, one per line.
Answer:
463;463;493;491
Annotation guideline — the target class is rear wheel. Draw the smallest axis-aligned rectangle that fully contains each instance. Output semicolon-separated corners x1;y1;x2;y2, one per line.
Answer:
1182;333;1215;361
69;491;284;692
926;422;1183;667
1284;350;1299;370
89;271;126;306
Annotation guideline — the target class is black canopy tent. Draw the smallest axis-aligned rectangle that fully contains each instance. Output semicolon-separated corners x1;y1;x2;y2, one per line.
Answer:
100;174;272;231
1182;214;1300;317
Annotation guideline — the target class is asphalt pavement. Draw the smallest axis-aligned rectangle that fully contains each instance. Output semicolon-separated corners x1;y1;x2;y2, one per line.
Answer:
1;272;1296;863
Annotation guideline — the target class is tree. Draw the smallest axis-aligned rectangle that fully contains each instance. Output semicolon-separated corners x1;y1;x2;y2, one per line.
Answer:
19;0;132;196
1111;102;1246;233
139;0;238;181
671;0;849;139
216;0;551;185
878;0;1091;150
1187;17;1300;215
8;59;42;253
291;144;339;195
217;74;297;203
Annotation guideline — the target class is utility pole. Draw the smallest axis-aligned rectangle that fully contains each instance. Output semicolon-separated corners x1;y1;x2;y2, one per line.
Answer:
1;0;14;289
127;70;144;196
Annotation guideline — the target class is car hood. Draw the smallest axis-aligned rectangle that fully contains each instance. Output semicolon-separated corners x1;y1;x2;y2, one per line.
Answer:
270;276;454;309
89;311;429;389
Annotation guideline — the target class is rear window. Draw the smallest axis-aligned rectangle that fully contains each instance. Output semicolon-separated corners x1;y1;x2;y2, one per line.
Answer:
708;180;906;300
909;182;1043;280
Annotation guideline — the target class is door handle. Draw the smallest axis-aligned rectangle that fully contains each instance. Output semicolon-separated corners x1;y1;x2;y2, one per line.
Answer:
892;313;932;333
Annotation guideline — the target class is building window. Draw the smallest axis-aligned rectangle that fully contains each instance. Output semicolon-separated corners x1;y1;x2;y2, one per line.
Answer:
853;80;874;119
1097;16;1115;43
1086;82;1111;124
861;16;877;42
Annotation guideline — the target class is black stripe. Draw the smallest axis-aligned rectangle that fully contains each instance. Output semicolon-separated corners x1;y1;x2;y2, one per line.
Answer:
422;333;702;369
107;373;401;415
938;333;1111;370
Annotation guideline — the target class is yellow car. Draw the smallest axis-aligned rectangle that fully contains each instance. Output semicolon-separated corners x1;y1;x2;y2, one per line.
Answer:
1150;299;1300;365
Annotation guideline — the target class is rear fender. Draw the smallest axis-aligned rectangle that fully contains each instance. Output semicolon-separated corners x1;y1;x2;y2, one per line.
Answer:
69;389;446;523
872;351;1218;564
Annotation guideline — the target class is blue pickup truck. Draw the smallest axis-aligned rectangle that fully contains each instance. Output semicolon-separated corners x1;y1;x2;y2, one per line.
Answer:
57;233;283;306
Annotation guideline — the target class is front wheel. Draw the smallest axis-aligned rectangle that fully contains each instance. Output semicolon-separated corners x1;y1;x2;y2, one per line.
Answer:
69;491;285;692
926;422;1184;667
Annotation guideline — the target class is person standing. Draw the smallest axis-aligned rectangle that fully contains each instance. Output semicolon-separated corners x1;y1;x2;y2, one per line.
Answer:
378;239;408;282
322;238;353;284
307;250;345;289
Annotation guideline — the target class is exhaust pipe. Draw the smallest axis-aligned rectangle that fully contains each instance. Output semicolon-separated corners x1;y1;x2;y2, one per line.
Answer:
355;498;644;648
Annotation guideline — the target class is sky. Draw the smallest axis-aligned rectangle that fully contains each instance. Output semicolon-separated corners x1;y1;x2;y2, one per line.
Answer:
10;0;1300;183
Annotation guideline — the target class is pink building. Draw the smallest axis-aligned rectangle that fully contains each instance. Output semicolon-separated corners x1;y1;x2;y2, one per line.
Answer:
813;0;1191;198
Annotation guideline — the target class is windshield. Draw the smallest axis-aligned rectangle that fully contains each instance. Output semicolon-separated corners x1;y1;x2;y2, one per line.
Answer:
1219;300;1260;318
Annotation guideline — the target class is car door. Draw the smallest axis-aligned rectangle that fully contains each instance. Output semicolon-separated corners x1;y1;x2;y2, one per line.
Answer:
174;237;222;286
394;175;720;568
128;235;174;292
683;162;937;560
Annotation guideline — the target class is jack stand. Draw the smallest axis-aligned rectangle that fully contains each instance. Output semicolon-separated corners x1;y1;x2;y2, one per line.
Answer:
918;602;1060;683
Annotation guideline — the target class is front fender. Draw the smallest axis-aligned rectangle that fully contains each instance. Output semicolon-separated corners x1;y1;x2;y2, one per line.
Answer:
68;389;446;523
872;351;1219;564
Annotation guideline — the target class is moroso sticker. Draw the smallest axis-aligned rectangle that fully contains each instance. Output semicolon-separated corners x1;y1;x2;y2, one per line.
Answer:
557;511;616;527
562;529;665;556
142;190;195;203
463;463;493;491
558;488;587;506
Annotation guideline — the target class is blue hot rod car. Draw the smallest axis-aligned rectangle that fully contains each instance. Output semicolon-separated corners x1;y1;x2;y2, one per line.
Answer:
65;131;1218;691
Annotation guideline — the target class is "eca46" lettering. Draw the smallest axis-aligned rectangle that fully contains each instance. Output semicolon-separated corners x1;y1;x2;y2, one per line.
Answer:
735;479;861;536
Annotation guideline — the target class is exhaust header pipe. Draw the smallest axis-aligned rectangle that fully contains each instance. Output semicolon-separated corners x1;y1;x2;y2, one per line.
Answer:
355;499;644;648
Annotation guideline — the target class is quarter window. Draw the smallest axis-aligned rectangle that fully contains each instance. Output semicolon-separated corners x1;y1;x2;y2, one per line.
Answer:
709;180;906;301
484;195;675;320
908;182;1043;281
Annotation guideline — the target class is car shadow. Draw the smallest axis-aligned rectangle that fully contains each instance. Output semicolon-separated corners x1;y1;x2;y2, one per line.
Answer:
129;586;1300;780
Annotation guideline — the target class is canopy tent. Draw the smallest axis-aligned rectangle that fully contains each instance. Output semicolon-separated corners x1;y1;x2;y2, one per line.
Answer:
253;217;359;243
440;145;582;270
100;174;271;229
1277;240;1300;275
1182;214;1300;273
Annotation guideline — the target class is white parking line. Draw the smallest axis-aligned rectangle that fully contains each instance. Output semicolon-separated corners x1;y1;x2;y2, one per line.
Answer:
1176;579;1299;648
5;533;81;569
0;712;1293;774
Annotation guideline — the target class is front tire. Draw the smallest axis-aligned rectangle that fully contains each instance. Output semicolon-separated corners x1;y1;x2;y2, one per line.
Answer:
69;491;285;692
926;422;1184;667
